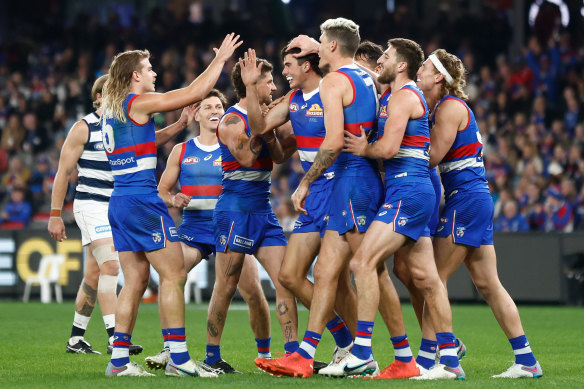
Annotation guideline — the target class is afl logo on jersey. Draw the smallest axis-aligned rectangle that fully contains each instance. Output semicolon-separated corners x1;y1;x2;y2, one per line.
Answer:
183;156;200;165
289;103;299;112
306;104;323;117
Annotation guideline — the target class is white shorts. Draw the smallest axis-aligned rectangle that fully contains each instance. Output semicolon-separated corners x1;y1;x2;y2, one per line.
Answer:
73;199;112;246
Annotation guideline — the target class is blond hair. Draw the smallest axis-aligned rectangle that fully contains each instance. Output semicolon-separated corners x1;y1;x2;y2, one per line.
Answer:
101;50;150;122
430;49;468;100
320;18;360;57
91;74;109;109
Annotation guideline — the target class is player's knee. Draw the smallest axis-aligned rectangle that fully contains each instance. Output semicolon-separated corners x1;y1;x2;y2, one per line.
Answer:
97;274;118;294
313;261;337;284
84;270;99;287
100;259;119;276
393;260;411;286
278;269;298;292
92;244;119;268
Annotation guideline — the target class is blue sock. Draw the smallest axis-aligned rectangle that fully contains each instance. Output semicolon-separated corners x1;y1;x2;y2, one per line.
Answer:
297;331;321;360
436;332;458;368
205;344;221;365
351;320;374;360
256;337;272;357
509;335;537;366
390;334;413;362
284;340;298;355
110;332;131;367
162;329;169;350
326;315;353;348
166;328;190;365
416;338;437;370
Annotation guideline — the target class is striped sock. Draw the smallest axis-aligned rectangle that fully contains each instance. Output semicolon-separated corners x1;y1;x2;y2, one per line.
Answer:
166;328;190;365
351;320;374;360
71;313;90;338
509;335;537;366
103;314;115;339
284;340;298;355
162;329;170;350
416;338;437;370
326;315;353;348
296;331;321;360
436;332;458;368
391;334;413;362
205;344;221;365
110;332;131;367
256;337;272;358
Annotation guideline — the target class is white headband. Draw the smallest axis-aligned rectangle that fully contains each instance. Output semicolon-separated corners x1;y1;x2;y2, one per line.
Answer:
428;54;454;85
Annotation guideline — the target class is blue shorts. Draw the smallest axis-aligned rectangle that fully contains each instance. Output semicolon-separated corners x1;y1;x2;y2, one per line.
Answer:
178;219;215;260
326;174;383;234
213;210;287;254
374;181;435;241
293;185;331;237
108;194;179;252
434;190;494;247
428;168;442;236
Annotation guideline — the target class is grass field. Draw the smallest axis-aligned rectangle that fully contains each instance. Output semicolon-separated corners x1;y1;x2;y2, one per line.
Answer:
2;301;583;388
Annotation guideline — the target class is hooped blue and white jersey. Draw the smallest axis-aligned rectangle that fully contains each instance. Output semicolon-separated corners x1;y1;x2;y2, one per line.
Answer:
433;95;489;196
216;104;273;213
383;81;431;184
334;64;379;176
102;94;158;196
75;112;113;203
178;137;222;223
288;87;334;191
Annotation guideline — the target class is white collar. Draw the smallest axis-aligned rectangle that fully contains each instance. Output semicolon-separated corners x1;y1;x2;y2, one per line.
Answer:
193;136;219;152
302;87;319;101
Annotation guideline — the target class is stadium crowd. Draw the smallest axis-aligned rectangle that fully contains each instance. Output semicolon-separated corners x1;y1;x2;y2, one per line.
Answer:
1;2;583;232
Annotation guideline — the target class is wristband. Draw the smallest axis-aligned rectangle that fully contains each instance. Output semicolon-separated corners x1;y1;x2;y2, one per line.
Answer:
50;209;62;218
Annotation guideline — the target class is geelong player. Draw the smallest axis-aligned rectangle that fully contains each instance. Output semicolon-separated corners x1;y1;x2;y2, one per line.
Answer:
241;46;357;371
213;54;299;360
101;33;241;377
343;38;465;380
149;89;272;374
415;49;542;379
260;18;383;378
49;75;142;355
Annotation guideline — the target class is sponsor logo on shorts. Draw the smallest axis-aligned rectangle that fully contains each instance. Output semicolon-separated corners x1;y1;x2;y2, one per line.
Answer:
456;226;465;237
342;210;347;216
169;227;178;237
204;154;213;161
398;217;408;227
289;103;299;112
383;203;392;209
378;211;387;216
180;234;194;242
323;215;330;222
233;235;254;249
219;235;227;245
152;232;162;243
293;220;303;229
95;225;111;233
357;215;367;226
183;156;200;164
440;217;448;223
437;226;445;232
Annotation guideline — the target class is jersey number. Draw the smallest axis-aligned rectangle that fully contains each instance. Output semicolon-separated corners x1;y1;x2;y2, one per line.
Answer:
102;124;115;153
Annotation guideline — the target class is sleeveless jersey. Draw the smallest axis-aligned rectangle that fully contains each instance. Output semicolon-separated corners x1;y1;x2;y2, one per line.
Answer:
216;104;273;212
383;81;431;184
433;95;489;195
179;137;222;223
334;64;379;176
102;94;157;196
376;88;391;137
288;87;334;191
75;112;113;202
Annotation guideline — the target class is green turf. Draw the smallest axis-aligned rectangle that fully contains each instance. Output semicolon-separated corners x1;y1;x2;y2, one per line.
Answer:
1;301;582;388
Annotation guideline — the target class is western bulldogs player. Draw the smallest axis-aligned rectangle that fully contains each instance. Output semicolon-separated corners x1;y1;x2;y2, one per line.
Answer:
416;49;542;379
150;89;271;374
101;34;241;377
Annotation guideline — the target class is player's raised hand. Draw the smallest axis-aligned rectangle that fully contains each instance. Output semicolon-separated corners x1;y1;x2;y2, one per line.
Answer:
179;102;199;128
172;193;192;209
213;33;243;62
342;125;368;156
287;34;320;58
239;49;263;86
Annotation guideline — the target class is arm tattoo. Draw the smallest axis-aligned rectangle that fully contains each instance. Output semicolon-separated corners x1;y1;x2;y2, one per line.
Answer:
302;148;336;185
224;115;242;126
249;136;262;155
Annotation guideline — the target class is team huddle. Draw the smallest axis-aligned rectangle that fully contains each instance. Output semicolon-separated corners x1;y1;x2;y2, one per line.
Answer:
48;17;542;380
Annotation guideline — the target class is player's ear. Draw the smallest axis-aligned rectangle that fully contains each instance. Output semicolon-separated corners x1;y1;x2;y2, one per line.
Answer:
398;61;407;74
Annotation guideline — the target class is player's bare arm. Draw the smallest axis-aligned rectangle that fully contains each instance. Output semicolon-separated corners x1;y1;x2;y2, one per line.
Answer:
48;120;89;242
264;122;297;164
154;104;198;146
343;89;419;159
428;99;468;168
287;35;320;57
218;113;263;167
291;73;346;214
130;33;242;122
157;143;191;209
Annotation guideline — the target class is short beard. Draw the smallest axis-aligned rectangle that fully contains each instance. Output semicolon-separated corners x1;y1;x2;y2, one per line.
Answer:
377;69;395;84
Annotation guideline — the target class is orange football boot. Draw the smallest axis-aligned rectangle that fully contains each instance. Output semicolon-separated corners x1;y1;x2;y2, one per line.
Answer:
370;359;420;379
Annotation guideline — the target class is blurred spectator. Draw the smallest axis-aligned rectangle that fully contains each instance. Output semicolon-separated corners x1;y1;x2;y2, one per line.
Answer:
1;188;33;226
1;114;25;154
22;112;51;154
543;189;573;232
495;200;530;232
